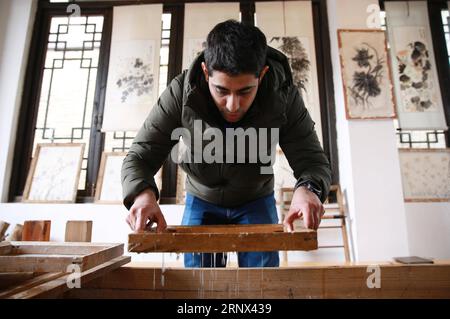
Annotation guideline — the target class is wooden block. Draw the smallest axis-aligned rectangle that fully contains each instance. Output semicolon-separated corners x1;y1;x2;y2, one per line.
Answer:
128;224;317;253
0;221;10;241
6;224;23;241
22;221;51;241
65;221;93;242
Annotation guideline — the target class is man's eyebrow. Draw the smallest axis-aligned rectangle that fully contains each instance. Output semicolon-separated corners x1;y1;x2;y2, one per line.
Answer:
212;84;256;92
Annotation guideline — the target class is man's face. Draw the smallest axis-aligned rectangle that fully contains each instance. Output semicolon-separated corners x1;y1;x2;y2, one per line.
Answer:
201;62;269;123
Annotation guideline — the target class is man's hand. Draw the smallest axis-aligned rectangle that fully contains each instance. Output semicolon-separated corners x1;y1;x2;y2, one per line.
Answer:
283;186;324;232
126;189;167;232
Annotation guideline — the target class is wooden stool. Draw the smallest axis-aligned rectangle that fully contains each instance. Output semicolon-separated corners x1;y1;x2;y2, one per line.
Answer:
279;185;351;263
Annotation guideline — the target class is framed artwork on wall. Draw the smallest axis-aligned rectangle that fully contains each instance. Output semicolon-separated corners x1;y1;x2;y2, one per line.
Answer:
399;148;450;202
95;152;163;204
95;152;127;204
338;29;396;120
22;143;85;203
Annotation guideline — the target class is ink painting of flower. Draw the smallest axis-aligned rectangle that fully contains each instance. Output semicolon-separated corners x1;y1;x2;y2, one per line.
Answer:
348;43;383;109
269;36;311;95
116;58;154;103
108;40;155;106
396;40;436;112
338;29;396;119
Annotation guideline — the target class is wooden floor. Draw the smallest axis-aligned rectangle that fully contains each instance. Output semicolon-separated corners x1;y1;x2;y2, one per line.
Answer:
64;260;450;299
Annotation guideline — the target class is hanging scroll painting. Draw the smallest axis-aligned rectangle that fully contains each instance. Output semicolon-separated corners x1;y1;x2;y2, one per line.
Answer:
392;27;441;114
385;1;447;130
182;3;240;69
256;1;323;143
256;1;323;194
268;36;314;114
102;4;162;131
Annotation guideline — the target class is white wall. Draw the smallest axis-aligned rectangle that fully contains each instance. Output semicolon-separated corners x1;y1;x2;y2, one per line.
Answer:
0;1;12;63
0;0;37;202
405;202;450;259
327;0;410;261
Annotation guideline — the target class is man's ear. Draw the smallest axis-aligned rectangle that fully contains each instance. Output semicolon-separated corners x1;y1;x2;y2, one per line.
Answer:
258;65;270;83
201;62;209;82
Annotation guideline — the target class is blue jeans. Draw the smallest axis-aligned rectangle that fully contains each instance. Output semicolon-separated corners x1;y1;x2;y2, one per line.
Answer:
182;192;280;268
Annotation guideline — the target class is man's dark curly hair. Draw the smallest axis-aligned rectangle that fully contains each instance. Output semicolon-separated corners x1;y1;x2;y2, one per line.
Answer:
204;20;267;77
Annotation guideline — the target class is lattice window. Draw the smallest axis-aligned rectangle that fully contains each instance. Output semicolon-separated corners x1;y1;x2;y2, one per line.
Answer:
32;11;172;195
33;15;104;190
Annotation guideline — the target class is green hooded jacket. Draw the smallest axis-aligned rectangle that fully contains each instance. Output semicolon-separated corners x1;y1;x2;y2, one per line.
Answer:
121;47;331;209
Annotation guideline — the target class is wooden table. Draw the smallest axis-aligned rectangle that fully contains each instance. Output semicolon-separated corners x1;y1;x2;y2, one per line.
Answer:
64;260;450;299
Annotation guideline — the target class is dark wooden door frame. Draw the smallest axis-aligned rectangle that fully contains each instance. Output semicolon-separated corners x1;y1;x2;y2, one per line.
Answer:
160;4;185;203
312;0;339;185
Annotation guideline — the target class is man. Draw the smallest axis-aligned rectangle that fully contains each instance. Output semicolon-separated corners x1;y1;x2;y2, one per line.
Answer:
122;20;331;268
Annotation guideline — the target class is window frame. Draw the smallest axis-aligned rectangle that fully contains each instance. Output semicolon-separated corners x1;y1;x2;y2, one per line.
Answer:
9;3;115;202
